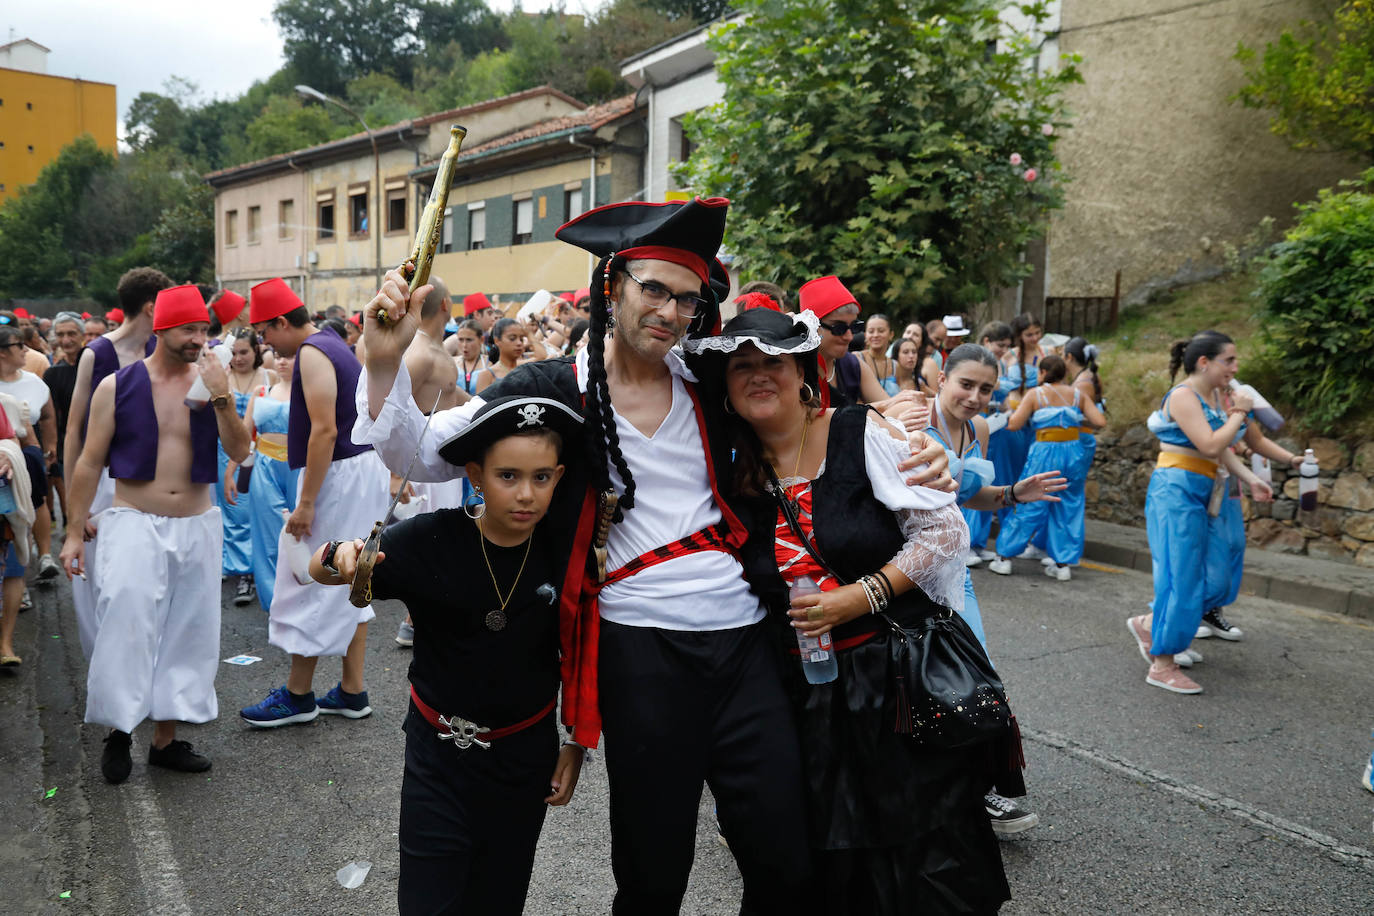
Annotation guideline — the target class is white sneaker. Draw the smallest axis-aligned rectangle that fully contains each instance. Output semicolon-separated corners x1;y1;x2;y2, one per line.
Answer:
1040;556;1056;567
964;551;983;568
1018;544;1045;560
1043;564;1071;581
37;553;60;581
1173;652;1193;667
1362;762;1373;794
977;549;997;562
1195;625;1213;639
988;558;1013;576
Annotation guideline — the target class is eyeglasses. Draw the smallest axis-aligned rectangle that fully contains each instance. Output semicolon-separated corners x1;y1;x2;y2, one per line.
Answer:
819;319;860;336
623;269;708;319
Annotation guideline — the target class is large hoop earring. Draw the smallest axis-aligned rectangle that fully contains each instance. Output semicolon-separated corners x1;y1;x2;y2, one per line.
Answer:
723;396;737;415
799;383;815;404
464;488;486;520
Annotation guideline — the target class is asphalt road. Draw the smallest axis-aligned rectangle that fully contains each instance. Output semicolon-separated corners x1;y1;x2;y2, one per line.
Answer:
3;553;1373;914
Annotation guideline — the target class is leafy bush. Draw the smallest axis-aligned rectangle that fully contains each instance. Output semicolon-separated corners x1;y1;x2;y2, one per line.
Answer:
1253;169;1374;426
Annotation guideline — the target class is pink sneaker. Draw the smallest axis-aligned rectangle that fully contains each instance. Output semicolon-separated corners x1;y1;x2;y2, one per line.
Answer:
1126;615;1153;662
1146;660;1203;694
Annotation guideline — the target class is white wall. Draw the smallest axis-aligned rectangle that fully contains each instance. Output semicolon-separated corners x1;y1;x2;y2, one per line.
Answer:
0;41;48;74
645;71;722;202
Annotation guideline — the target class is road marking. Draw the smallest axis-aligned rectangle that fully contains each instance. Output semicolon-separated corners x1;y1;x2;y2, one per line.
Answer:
123;779;193;915
1078;560;1125;574
1024;725;1374;871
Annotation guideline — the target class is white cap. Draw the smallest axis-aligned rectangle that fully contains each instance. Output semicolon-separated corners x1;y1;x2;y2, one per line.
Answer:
942;314;970;336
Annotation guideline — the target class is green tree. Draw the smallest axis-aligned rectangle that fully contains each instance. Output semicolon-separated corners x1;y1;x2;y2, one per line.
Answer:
1234;1;1374;163
678;0;1079;313
417;0;508;58
0;136;115;298
244;96;341;161
274;0;424;95
149;182;217;285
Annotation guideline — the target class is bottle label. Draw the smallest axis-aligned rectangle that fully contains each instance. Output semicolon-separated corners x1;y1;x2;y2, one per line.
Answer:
809;650;830;663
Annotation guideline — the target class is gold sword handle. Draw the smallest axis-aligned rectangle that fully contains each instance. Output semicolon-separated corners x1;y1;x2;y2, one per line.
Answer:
348;521;385;608
593;490;618;583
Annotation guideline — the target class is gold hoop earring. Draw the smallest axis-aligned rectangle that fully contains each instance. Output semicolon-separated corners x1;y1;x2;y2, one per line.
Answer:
723;396;737;415
799;383;815;404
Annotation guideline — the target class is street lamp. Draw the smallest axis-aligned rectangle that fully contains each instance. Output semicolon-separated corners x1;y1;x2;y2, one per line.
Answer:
296;84;383;293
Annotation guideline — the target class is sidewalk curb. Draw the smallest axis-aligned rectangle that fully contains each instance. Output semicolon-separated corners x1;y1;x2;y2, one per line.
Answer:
1083;538;1373;622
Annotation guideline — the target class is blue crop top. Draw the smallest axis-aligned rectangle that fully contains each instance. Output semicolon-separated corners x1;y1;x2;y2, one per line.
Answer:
1147;386;1245;448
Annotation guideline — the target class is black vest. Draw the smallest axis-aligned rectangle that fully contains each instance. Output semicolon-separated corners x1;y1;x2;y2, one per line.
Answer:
738;406;944;636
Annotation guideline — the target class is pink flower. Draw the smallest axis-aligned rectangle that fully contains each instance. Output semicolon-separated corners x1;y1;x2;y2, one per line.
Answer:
1041;123;1054;136
1009;153;1022;166
1024;168;1038;182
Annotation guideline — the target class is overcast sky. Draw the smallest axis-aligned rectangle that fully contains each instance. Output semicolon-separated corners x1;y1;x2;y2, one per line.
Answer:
4;0;537;136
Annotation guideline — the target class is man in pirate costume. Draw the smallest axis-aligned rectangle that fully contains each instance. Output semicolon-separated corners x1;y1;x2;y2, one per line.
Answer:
62;267;170;658
355;197;952;914
60;285;252;783
239;278;391;727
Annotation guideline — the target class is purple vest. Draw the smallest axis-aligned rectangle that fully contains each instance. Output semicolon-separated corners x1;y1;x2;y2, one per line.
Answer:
107;361;220;484
84;335;158;434
835;352;863;401
288;329;371;470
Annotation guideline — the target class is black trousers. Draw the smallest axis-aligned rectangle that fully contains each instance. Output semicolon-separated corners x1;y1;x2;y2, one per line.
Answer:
599;618;813;916
397;702;557;916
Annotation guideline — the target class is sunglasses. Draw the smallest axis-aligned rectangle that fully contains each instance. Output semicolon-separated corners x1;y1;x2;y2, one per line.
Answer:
819;319;860;336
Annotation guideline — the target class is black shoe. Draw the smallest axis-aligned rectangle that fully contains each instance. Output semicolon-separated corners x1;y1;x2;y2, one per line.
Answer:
1201;607;1244;641
233;576;255;607
101;730;133;784
148;739;212;773
985;793;1039;836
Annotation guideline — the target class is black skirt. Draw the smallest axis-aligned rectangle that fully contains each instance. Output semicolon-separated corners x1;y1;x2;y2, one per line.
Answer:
777;619;1011;916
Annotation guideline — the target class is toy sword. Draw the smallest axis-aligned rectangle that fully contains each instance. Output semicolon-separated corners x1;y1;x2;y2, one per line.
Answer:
349;391;444;607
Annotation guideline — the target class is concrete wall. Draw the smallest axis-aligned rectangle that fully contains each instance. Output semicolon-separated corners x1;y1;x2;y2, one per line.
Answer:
215;170;309;294
418;93;584;160
1050;0;1364;303
0;42;48;74
645;70;722;202
0;68;116;203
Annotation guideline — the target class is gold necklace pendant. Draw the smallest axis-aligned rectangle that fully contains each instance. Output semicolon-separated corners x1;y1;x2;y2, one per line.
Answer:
477;518;533;633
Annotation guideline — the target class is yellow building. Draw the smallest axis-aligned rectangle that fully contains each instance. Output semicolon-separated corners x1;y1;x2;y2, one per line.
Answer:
0;39;117;204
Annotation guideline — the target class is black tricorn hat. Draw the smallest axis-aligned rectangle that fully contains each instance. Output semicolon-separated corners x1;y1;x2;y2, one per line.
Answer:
438;396;583;467
556;197;728;285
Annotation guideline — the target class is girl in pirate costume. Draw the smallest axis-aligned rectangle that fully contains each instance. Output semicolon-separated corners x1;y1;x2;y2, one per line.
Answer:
356;197;957;914
684;309;1021;915
310;394;585;915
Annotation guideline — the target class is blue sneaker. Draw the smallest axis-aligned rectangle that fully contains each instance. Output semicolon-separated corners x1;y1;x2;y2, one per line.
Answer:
317;682;372;719
240;685;318;728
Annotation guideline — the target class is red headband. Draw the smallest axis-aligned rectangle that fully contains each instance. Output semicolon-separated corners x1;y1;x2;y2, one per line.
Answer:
617;246;710;286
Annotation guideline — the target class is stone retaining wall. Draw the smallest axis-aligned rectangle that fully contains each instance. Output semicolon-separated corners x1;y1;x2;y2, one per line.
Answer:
1084;430;1374;567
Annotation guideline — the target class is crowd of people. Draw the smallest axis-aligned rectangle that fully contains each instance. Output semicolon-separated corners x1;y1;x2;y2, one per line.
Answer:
0;190;1347;914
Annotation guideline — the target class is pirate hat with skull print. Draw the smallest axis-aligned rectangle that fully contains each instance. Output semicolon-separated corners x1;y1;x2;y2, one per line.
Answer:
438;396;584;467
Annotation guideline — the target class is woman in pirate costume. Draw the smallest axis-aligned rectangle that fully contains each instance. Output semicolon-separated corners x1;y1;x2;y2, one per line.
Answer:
311;395;584;914
356;196;956;913
684;308;1018;915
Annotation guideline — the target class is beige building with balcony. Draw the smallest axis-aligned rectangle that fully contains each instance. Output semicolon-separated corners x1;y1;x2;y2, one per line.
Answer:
205;87;587;313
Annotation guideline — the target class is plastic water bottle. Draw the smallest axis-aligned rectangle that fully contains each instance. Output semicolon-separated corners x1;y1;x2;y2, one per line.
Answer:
1250;452;1271;500
1229;379;1284;431
1298;449;1319;511
791;576;837;685
184;335;235;410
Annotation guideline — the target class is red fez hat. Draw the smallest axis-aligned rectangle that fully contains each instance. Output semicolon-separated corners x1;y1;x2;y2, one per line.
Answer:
734;291;781;313
462;293;492;316
558;291;575;304
153;284;211;331
12;307;31;320
348;313;362;327
574;287;590;304
249;278;304;324
798;276;859;319
556;197;729;287
106;308;125;324
212;290;246;326
81;312;91;320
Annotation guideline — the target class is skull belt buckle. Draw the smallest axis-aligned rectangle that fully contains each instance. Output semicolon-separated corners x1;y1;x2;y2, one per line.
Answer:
437;714;492;750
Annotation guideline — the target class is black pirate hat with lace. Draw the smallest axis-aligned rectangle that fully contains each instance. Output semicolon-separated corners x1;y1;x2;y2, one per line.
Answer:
682;307;823;391
438;396;583;467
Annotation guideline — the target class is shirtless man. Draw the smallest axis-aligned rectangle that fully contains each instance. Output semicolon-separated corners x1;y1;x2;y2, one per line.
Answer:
63;267;170;658
61;285;251;784
392;277;467;648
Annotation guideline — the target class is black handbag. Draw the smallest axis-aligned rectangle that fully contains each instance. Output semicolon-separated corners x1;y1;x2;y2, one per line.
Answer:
767;466;1018;752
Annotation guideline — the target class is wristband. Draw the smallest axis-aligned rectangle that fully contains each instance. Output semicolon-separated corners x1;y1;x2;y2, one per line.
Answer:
321;540;342;574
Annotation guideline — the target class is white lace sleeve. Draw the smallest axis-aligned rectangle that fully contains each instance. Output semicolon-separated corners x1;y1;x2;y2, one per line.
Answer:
890;504;969;612
862;417;968;610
